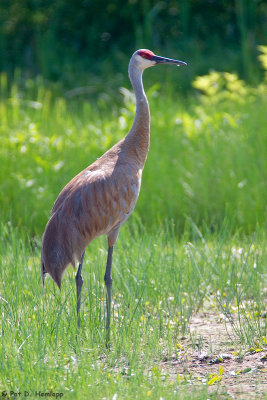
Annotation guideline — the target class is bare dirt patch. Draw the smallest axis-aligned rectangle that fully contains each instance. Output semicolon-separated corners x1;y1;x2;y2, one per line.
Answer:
161;312;267;399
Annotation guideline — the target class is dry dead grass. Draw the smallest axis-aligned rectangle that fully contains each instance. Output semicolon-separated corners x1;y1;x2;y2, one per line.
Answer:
161;312;267;399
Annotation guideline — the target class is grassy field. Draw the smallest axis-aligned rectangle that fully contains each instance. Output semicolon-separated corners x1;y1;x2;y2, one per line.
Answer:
0;223;266;399
1;51;267;236
0;48;267;399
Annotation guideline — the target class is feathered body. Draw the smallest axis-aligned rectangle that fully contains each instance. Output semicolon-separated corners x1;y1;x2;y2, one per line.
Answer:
41;122;149;287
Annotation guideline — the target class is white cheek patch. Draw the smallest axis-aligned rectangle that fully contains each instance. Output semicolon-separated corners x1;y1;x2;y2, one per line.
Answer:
136;54;156;69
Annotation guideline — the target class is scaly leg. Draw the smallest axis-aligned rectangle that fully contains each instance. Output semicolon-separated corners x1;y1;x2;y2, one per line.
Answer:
104;246;113;346
76;252;85;328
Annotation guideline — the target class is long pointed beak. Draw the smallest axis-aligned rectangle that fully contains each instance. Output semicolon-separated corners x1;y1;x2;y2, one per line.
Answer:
152;55;187;66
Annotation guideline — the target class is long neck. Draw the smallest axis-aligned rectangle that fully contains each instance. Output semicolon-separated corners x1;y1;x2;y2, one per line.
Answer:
125;62;150;166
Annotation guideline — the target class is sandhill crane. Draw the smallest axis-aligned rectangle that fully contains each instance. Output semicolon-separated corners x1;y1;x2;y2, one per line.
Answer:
41;49;187;342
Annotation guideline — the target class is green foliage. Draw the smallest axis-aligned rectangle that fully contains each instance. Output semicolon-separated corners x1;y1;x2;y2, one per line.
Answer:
0;0;267;84
1;47;267;236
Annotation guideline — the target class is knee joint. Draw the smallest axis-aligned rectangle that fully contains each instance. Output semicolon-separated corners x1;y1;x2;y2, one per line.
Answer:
76;274;83;284
104;275;112;285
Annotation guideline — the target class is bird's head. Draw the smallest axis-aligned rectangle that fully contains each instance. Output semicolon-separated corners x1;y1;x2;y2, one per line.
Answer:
131;49;187;71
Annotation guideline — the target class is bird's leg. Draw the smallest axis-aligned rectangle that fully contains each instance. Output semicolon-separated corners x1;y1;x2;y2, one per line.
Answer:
75;251;85;328
104;246;113;346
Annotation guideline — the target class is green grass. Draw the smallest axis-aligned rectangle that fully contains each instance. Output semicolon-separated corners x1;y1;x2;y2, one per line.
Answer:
0;223;266;398
0;49;267;236
1;47;267;399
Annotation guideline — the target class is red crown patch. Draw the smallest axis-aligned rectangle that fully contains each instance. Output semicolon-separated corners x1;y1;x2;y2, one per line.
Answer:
137;50;155;60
